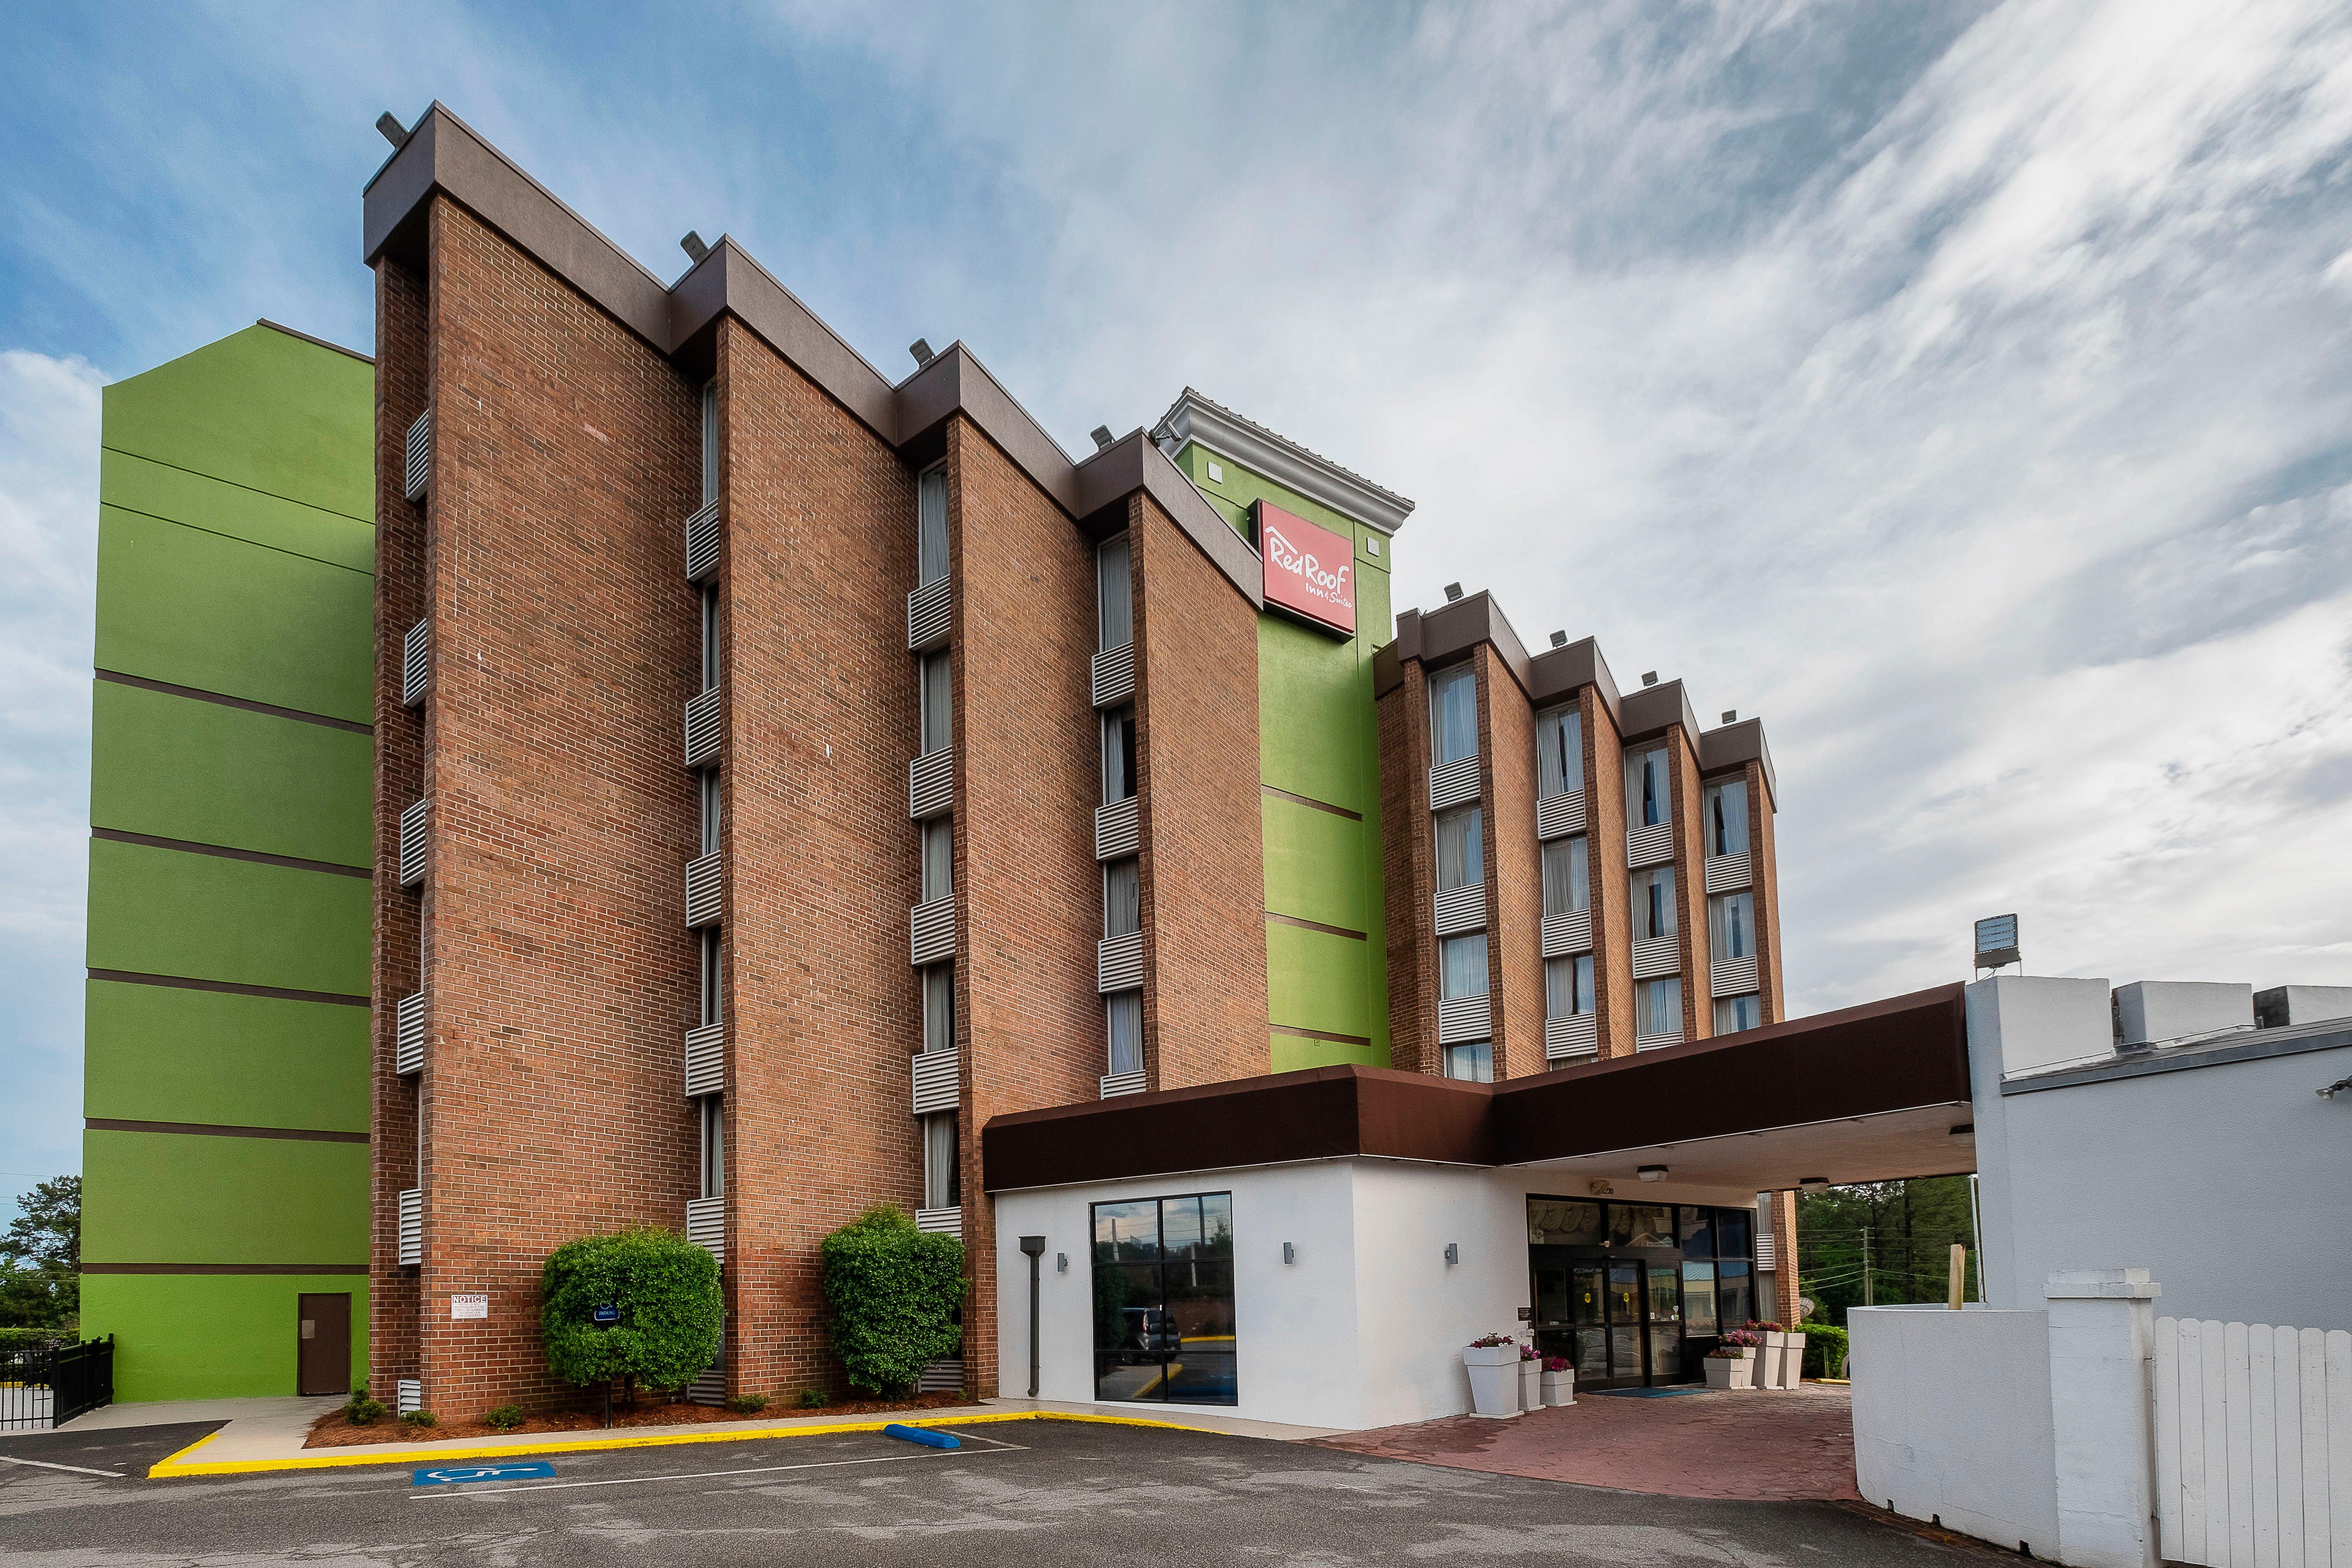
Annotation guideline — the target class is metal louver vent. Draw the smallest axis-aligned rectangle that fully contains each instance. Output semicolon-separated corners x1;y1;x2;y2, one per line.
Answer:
914;1207;962;1238
1627;821;1675;867
1635;1029;1684;1052
1437;996;1490;1045
684;686;722;769
398;799;429;889
908;748;953;820
1428;755;1480;810
1541;910;1593;958
1704;852;1752;893
1091;643;1134;709
684;499;721;582
1098;933;1144;992
911;1047;959;1114
1712;955;1759;994
1100;1070;1149;1100
910;898;955;966
1536;789;1584;840
907;578;951;652
404;409;430;502
1631;937;1679;979
684;851;723;928
395;991;426;1075
1545;1014;1599;1062
686;1196;725;1262
397;1189;422;1266
1433;883;1486;936
1094;798;1139;860
401;621;429;708
684;1022;725;1098
916;1359;965;1393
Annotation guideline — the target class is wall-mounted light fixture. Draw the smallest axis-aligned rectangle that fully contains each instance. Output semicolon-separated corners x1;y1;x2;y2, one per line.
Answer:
1798;1176;1831;1193
1949;1124;1975;1141
1055;1252;1068;1273
1282;1242;1296;1265
1637;1165;1668;1182
1444;1243;1460;1265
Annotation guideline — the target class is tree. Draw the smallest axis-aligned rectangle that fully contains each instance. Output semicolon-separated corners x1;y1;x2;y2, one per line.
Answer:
0;1176;80;1329
540;1227;723;1401
1796;1175;1978;1327
820;1206;964;1394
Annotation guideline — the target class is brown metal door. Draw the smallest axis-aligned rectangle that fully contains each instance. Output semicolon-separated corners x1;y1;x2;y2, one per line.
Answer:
297;1294;350;1396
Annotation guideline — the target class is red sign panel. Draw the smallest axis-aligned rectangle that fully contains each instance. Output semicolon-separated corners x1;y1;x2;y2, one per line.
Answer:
1256;501;1356;637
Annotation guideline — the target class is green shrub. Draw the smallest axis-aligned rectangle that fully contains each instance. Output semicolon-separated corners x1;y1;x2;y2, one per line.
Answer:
1802;1322;1849;1379
725;1394;768;1415
342;1395;386;1426
400;1408;437;1428
820;1206;964;1394
0;1327;71;1349
484;1404;524;1431
797;1387;829;1409
541;1226;724;1396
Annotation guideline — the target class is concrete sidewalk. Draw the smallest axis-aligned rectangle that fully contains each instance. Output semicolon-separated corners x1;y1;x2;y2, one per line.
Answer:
66;1393;1339;1476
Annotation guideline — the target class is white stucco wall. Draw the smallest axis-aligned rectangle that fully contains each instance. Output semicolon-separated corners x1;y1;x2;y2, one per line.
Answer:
1850;1304;2060;1557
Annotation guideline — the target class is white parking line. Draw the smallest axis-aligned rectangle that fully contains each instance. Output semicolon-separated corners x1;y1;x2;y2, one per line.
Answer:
408;1431;1026;1499
0;1454;129;1479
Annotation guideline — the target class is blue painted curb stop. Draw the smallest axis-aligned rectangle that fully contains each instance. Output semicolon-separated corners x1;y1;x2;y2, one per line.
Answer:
882;1424;960;1450
414;1461;557;1485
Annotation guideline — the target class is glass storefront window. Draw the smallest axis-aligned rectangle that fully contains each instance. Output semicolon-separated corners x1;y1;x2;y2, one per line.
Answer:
1682;1261;1719;1334
1527;1199;1606;1246
1091;1192;1235;1406
1678;1207;1715;1257
1612;1205;1675;1249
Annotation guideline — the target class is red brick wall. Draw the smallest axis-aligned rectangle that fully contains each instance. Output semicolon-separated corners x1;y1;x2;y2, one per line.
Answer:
1479;649;1543;1080
368;250;428;1401
1749;759;1785;1024
1376;664;1438;1074
391;197;703;1416
715;316;924;1402
952;414;1103;1397
1132;492;1267;1091
1668;727;1711;1042
1584;690;1633;1057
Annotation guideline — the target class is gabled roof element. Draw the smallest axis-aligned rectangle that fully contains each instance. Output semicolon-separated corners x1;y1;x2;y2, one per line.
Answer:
1152;387;1415;535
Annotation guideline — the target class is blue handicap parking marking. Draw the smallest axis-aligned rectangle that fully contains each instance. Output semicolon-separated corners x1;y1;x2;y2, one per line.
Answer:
413;1461;557;1486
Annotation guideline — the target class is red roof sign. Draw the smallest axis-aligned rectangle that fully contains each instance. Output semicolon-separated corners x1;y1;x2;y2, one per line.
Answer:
1256;501;1356;637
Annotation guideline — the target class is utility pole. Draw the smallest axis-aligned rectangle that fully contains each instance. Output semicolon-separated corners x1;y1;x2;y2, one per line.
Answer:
1862;1229;1874;1307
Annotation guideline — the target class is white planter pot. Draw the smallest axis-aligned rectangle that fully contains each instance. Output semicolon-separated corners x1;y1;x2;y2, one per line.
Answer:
1758;1333;1787;1389
1781;1333;1807;1388
1541;1367;1575;1406
1703;1357;1748;1390
1461;1345;1521;1417
1519;1361;1541;1410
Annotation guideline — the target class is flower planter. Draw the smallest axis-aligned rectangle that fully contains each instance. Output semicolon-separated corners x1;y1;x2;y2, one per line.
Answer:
1519;1359;1541;1411
1541;1367;1576;1406
1780;1332;1807;1389
1703;1357;1751;1390
1758;1332;1787;1389
1461;1344;1521;1417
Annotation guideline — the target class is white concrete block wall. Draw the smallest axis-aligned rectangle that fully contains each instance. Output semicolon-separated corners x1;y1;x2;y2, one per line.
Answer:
2113;982;2252;1048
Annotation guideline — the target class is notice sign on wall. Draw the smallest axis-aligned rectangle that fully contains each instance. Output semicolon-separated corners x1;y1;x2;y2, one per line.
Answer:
450;1293;488;1320
1256;500;1356;637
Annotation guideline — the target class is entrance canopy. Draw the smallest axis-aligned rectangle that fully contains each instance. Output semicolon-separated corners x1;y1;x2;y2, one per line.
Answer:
984;984;1974;1192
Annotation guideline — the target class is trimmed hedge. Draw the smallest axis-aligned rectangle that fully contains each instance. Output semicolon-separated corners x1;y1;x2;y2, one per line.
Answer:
820;1206;964;1393
0;1327;71;1349
1802;1322;1849;1378
541;1226;723;1394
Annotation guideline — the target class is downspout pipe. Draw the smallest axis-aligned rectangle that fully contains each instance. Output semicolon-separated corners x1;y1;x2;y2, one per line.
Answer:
1017;1235;1046;1398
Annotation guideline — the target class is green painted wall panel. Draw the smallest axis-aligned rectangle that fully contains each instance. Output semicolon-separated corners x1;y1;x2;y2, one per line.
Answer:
100;448;375;572
85;838;371;996
1263;797;1370;933
1269;1029;1385;1073
102;324;375;522
89;682;373;867
84;980;369;1132
81;1129;368;1266
80;1273;368;1402
1267;921;1386;1049
93;508;374;722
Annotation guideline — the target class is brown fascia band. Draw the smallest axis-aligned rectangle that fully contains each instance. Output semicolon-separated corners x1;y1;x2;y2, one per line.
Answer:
980;984;1969;1191
363;102;1261;612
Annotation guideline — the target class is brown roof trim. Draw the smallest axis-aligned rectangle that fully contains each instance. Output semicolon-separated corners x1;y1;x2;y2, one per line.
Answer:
982;984;1971;1191
1699;716;1778;809
1391;600;1626;726
1529;635;1623;726
363;103;1267;613
982;1064;1494;1192
1619;677;1702;744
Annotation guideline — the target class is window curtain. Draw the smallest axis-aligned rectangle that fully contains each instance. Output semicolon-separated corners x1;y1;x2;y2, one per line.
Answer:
1546;954;1593;1018
922;963;954;1054
1107;991;1143;1074
700;383;719;505
1624;745;1669;828
1709;891;1751;962
1102;708;1136;802
1537;707;1583;797
920;652;951;754
1429;667;1477;766
1097;535;1133;651
1435;807;1483;891
700;1096;724;1199
923;1111;959;1209
1713;994;1761;1034
1708;779;1749;857
1104;858;1141;937
1630;867;1677;940
1542;836;1589;915
917;466;949;586
921;820;953;902
1641;976;1682;1036
1441;933;1489;999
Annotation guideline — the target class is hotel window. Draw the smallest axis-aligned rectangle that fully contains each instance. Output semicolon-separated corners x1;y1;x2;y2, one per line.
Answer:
1443;1042;1493;1082
699;1096;724;1200
921;819;953;904
1705;778;1749;857
700;383;718;503
699;586;719;693
1106;991;1143;1076
698;930;721;1028
1440;932;1488;1001
1545;954;1594;1018
922;1111;960;1209
1625;744;1671;829
1102;706;1137;802
1713;993;1763;1034
918;652;951;756
1097;534;1132;652
1630;866;1677;941
916;465;949;587
1638;976;1682;1037
1091;1192;1236;1405
1541;836;1589;915
1708;891;1752;962
1434;806;1483;891
1535;705;1583;796
1104;858;1140;938
1428;666;1477;767
922;964;954;1054
699;770;721;857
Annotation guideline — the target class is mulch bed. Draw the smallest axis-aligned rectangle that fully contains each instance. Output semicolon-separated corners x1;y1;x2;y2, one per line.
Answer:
303;1390;979;1448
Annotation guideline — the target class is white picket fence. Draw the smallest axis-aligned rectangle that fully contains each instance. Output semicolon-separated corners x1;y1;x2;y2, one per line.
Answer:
2152;1317;2352;1568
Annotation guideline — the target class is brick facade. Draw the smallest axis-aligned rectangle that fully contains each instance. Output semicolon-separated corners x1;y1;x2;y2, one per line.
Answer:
1479;646;1544;1080
1377;662;1439;1074
1584;686;1635;1058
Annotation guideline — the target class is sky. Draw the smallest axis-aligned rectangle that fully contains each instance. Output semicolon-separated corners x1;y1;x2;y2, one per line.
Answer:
4;1;2351;1199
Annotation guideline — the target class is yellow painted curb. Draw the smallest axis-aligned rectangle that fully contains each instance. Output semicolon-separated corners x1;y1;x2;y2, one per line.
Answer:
147;1408;1222;1479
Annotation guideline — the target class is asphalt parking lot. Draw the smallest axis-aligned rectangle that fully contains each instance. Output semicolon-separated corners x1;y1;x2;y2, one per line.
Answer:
0;1416;2000;1566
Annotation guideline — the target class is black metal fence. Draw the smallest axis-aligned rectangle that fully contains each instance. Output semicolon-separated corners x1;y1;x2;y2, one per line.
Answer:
0;1336;114;1432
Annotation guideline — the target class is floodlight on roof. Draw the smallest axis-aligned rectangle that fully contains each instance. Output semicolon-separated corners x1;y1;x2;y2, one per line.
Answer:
679;231;710;264
1722;710;1737;724
908;339;935;367
376;113;411;150
1443;583;1463;602
1641;671;1658;686
1090;426;1114;452
1549;630;1568;648
1974;914;2022;974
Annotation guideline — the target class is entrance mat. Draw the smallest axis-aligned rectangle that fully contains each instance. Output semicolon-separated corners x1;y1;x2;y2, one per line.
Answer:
1592;1387;1705;1398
